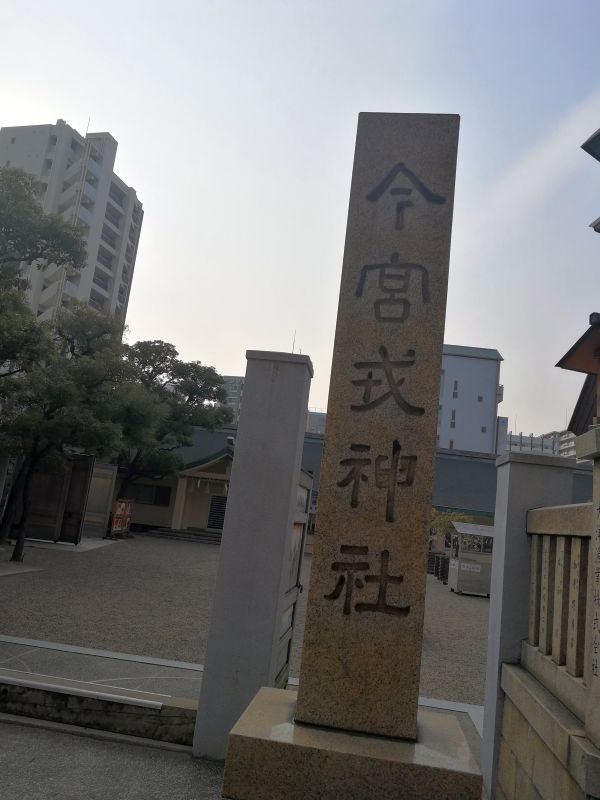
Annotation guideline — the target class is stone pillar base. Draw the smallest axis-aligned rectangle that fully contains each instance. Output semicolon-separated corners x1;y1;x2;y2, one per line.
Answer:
222;688;482;800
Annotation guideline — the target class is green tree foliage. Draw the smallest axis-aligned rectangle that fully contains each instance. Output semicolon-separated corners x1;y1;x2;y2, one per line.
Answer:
117;340;232;496
0;281;51;380
0;166;87;380
429;509;475;550
0;167;86;275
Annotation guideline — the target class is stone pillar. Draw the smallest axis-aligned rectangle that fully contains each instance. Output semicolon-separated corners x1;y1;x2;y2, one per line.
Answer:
481;452;576;799
295;112;459;740
193;350;312;761
170;476;187;531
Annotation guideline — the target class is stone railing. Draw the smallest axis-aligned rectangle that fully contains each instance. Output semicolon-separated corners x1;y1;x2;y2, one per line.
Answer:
481;452;593;799
527;503;592;675
523;502;592;721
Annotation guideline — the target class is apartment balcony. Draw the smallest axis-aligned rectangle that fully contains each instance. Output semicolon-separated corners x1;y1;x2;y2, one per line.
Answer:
97;245;114;271
86;156;103;180
497;385;504;404
78;205;94;228
59;181;79;210
96;260;113;278
106;194;123;218
100;227;117;253
104;214;121;234
64;159;83;185
63;280;80;299
38;280;60;310
89;289;107;312
109;184;125;209
92;269;110;294
82;180;97;205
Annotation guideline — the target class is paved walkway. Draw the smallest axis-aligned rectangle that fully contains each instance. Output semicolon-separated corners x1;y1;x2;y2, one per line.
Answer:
0;718;223;800
0;637;202;700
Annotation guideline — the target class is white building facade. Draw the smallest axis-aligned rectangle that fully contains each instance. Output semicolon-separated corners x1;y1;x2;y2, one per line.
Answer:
502;429;578;459
437;345;504;454
0;119;143;322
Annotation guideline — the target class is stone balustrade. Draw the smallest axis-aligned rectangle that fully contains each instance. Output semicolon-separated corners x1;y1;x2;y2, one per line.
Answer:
526;503;592;683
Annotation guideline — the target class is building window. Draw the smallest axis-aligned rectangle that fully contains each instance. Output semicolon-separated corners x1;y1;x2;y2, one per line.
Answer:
49;135;57;146
449;439;454;449
478;395;483;402
481;426;487;433
128;484;172;507
450;421;456;428
10;137;15;144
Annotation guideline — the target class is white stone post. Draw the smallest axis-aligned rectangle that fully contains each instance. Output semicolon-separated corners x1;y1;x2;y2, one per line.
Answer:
482;452;577;798
193;350;312;761
170;476;188;531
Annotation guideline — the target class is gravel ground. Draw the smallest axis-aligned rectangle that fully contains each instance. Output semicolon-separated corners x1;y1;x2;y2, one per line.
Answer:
0;538;218;663
0;538;489;704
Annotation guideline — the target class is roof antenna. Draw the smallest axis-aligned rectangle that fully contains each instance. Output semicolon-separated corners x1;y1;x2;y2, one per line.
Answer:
85;116;91;135
292;329;296;354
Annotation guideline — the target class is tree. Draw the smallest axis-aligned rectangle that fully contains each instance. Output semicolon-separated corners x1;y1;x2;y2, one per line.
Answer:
0;304;127;561
0;167;86;275
116;340;232;497
0;166;90;549
0;167;87;380
429;509;475;551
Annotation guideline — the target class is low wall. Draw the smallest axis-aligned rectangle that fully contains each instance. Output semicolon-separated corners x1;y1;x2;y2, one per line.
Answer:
496;665;600;800
0;679;195;745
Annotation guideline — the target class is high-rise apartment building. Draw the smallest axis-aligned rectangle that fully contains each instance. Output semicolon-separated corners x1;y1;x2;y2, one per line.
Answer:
0;119;143;322
223;376;245;423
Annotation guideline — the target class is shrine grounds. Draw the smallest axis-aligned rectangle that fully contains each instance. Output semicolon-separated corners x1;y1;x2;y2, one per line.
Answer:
0;535;489;704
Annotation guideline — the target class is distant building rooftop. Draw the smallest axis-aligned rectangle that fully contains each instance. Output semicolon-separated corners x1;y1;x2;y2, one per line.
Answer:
443;344;503;362
451;521;496;538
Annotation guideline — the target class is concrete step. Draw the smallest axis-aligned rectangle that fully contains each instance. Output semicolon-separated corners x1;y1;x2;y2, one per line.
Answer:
135;528;222;545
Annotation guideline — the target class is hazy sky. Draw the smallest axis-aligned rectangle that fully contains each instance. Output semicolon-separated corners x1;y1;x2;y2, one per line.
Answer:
3;1;600;433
